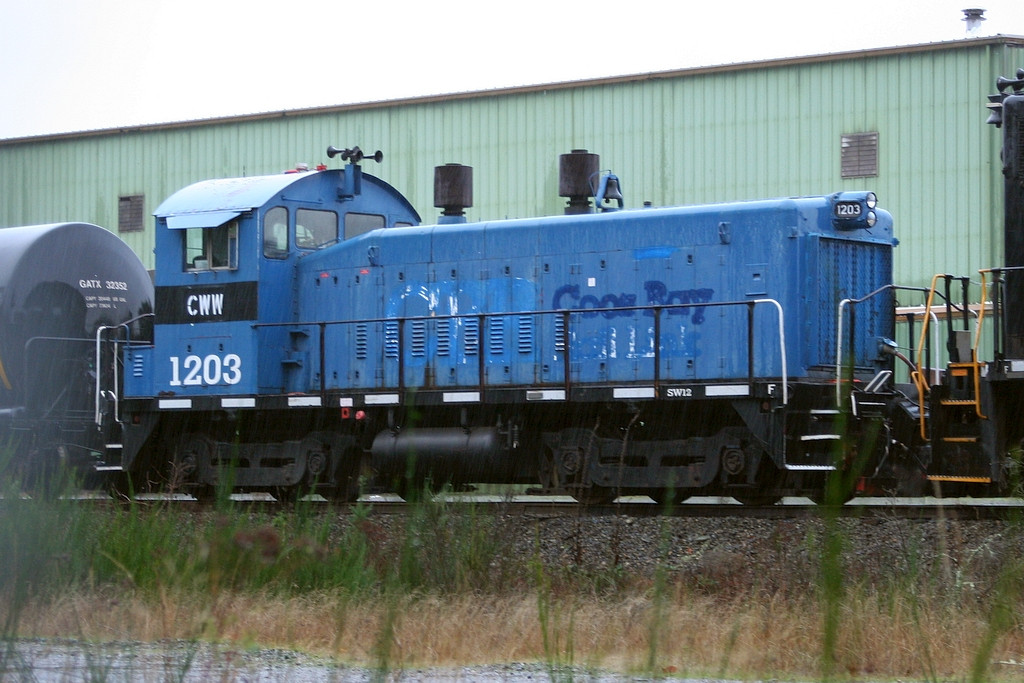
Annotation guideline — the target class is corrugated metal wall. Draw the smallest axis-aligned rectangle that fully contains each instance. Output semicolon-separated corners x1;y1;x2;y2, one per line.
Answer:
1;39;1021;288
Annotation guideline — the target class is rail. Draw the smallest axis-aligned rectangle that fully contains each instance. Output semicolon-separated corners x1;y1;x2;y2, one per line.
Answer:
255;298;790;405
20;491;1024;520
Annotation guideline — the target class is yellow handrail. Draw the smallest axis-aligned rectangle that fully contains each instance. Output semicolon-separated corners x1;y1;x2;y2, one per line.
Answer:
0;353;11;391
912;273;988;440
912;275;943;439
976;269;991;354
971;269;991;420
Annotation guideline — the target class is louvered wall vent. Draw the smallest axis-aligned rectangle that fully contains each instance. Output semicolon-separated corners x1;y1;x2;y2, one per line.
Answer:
840;132;879;179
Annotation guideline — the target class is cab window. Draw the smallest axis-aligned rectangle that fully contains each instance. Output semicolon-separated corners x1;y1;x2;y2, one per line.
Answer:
296;209;338;249
184;220;238;270
263;207;289;259
345;212;386;239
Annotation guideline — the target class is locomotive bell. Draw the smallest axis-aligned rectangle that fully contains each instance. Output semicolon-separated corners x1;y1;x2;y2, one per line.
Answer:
601;176;623;201
595;173;623;211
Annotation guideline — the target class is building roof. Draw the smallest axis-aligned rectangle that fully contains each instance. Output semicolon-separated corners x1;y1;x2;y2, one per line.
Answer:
3;35;1022;147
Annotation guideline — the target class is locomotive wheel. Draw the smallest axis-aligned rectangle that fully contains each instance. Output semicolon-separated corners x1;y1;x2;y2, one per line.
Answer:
572;484;617;505
395;474;448;502
329;445;365;503
298;431;362;503
273;485;302;503
808;469;856;506
170;434;215;501
537;448;560;493
650;488;691;507
105;470;137;501
540;440;616;503
809;484;855;506
730;457;783;506
892;459;928;497
538;448;615;503
19;444;73;499
731;491;783;506
536;451;563;496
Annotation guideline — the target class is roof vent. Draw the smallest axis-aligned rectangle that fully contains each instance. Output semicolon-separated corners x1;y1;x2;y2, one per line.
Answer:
962;8;986;34
434;164;473;225
559;150;599;215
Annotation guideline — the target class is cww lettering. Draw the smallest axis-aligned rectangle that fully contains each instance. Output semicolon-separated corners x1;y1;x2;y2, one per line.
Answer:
186;293;225;317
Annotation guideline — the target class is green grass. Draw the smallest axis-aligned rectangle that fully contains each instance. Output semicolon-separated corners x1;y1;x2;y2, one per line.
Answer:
3;453;1024;680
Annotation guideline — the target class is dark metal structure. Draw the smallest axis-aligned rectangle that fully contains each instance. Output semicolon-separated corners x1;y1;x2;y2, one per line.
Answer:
0;222;153;475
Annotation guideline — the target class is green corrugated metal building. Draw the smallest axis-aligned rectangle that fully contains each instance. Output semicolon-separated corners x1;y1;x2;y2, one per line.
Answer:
1;36;1022;292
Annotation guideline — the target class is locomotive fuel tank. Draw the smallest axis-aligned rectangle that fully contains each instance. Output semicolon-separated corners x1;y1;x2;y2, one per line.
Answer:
371;426;520;488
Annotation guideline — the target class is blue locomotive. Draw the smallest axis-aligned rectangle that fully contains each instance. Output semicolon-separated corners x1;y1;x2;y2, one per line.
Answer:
105;145;898;503
4;68;1023;503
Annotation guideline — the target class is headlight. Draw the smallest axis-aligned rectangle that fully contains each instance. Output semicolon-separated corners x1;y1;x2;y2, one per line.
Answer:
831;191;882;230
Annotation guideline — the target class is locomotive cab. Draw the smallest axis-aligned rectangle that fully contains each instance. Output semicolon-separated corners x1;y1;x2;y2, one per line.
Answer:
126;155;419;399
119;152;420;491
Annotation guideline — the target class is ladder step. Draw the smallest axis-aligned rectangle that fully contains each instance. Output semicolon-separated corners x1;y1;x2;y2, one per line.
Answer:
942;436;978;443
800;434;841;441
926;475;991;483
863;369;892;393
940;399;978;406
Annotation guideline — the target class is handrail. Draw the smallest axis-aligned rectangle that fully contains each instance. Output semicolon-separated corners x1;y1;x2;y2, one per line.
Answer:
22;336;93;420
978;268;995;359
754;298;789;404
976;265;1024;361
94;312;155;428
913;275;988;439
256;298;790;404
913;275;944;438
834;283;930;407
975;269;992;414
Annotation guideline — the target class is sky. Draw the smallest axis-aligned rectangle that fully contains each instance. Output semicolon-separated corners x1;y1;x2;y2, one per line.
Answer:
0;0;1022;140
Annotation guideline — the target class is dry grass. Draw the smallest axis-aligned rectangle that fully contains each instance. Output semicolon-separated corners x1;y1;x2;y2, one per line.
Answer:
4;486;1024;679
9;586;1024;679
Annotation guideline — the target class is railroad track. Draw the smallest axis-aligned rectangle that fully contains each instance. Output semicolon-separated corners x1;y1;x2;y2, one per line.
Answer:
368;496;1024;520
22;491;1024;520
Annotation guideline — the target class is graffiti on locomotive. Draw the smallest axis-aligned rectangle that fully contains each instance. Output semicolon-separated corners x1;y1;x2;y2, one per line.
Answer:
552;280;714;323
